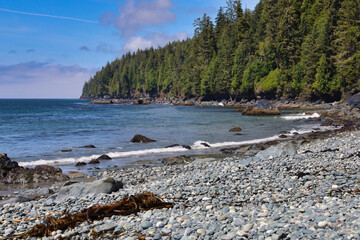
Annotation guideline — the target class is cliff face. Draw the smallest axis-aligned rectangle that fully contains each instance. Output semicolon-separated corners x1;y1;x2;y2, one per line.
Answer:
81;0;360;102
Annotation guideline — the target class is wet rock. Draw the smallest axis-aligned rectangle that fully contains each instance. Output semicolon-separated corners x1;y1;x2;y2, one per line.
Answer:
88;159;100;164
242;99;280;116
55;177;123;202
80;145;96;149
75;162;87;167
97;154;112;161
166;144;191;149
200;143;211;148
59;149;72;153
130;134;156;143
0;154;69;184
229;127;242;132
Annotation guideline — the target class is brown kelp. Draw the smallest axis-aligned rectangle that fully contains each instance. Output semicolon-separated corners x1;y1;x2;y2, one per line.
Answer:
15;192;174;238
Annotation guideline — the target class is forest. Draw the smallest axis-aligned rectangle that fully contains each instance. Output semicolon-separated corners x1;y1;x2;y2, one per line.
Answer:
81;0;360;102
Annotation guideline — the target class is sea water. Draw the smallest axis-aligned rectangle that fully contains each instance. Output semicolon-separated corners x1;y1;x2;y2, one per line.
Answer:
0;99;322;173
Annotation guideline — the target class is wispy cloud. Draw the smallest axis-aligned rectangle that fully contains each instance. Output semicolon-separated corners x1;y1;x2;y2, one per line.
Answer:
0;61;96;98
0;8;98;24
100;0;176;37
26;49;35;53
8;50;16;54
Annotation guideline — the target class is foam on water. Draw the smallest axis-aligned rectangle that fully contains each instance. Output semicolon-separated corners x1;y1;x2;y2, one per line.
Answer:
19;124;339;167
282;112;320;120
18;146;188;167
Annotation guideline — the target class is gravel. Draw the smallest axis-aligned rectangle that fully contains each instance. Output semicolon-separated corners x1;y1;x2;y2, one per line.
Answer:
0;130;359;239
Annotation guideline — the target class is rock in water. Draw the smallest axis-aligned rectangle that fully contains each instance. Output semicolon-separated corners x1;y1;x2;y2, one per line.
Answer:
80;145;96;148
348;93;360;108
130;134;156;143
242;99;280;116
75;162;87;166
55;177;123;202
0;153;69;184
229;127;242;132
88;159;100;164
97;154;112;160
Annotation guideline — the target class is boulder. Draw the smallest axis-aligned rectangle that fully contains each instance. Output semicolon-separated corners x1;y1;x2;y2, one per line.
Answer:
88;159;100;164
130;134;156;143
242;107;280;116
256;142;297;159
59;149;72;153
242;99;280;116
97;154;112;160
229;127;242;132
165;144;191;150
348;93;360;108
80;145;96;148
0;154;69;184
75;162;87;166
55;177;123;202
200;143;211;148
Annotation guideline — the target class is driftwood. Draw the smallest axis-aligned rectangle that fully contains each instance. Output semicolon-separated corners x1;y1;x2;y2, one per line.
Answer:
15;192;174;238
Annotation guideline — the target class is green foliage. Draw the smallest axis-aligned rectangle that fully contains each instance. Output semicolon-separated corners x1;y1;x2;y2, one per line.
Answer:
256;68;280;96
81;0;359;102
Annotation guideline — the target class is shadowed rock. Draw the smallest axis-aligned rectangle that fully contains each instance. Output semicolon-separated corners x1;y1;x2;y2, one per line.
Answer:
242;99;280;116
89;159;100;164
97;154;112;160
80;145;96;149
166;144;191;150
130;134;156;143
0;153;69;184
75;162;87;166
229;127;242;132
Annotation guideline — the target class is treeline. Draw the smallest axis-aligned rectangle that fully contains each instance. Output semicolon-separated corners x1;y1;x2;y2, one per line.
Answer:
82;0;360;102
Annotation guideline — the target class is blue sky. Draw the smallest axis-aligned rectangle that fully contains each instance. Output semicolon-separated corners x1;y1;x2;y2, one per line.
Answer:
0;0;259;98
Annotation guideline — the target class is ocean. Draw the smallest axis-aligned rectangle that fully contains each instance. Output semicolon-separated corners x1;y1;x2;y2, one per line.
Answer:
0;99;322;174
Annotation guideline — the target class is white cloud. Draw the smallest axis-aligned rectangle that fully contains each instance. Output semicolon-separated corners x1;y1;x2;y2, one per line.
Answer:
0;61;96;98
123;31;188;52
100;0;176;37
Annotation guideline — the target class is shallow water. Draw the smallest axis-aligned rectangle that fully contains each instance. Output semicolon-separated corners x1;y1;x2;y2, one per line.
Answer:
0;99;321;173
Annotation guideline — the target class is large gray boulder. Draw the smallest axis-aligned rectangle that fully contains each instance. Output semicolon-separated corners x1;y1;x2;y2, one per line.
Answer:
348;93;360;108
256;142;297;159
55;177;123;202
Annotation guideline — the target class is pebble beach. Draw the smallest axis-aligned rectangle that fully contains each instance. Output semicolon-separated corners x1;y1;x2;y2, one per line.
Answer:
1;129;359;239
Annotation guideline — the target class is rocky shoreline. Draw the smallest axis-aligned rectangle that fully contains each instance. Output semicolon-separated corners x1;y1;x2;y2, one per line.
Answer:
87;96;334;111
1;126;360;239
1;97;360;239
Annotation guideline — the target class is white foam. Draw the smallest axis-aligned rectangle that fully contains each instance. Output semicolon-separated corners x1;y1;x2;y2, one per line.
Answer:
19;125;340;167
282;112;320;120
192;141;212;149
18;146;188;167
